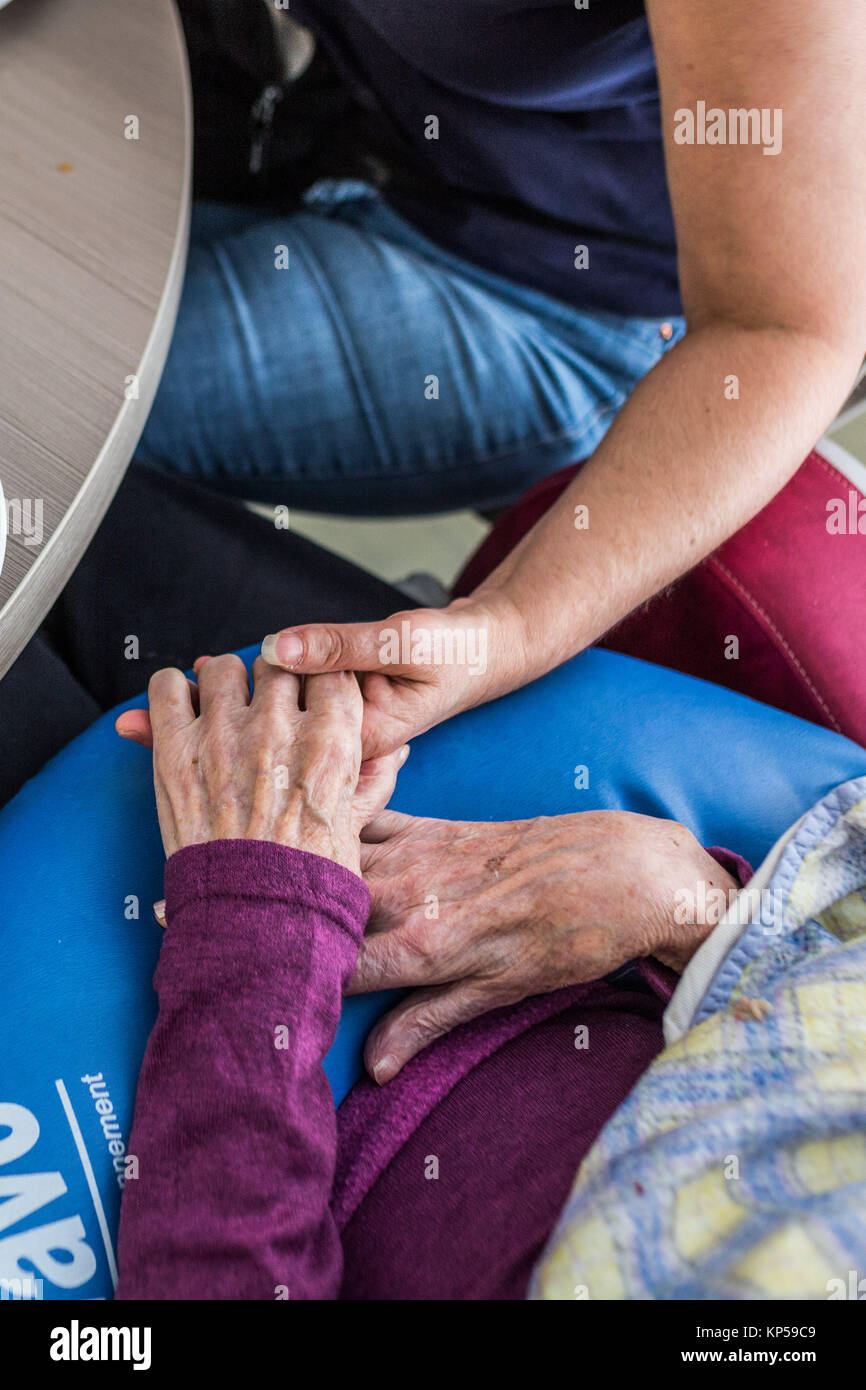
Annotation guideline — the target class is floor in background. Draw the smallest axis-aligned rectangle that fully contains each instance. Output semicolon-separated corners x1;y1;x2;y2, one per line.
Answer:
252;503;490;593
262;393;866;595
829;410;866;465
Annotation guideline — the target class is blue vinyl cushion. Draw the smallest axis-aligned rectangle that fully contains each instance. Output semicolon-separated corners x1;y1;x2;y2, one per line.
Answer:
1;646;864;1299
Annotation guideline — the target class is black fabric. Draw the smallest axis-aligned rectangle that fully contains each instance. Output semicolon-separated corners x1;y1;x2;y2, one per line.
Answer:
0;464;408;806
176;0;385;204
176;0;276;202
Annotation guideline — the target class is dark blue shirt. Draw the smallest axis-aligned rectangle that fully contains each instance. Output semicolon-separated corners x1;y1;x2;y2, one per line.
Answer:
293;0;680;317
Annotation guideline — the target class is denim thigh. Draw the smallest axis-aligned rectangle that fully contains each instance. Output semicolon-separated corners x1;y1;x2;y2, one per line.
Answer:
139;186;683;514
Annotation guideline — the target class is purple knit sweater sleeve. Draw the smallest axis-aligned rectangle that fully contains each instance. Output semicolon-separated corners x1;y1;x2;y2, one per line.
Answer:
115;839;369;1302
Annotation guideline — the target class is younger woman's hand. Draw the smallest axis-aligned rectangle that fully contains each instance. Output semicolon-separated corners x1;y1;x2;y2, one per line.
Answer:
259;595;529;760
146;654;405;875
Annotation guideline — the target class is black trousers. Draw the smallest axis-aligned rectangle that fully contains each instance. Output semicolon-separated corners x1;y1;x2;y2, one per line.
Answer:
0;464;407;806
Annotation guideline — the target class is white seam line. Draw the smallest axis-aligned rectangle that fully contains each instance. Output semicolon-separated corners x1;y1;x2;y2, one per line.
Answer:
54;1078;119;1290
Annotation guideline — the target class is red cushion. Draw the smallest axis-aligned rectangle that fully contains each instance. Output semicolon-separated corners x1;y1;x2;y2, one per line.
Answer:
455;449;866;748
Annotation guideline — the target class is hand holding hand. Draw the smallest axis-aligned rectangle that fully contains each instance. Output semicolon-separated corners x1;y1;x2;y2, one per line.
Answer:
144;654;406;875
259;595;528;759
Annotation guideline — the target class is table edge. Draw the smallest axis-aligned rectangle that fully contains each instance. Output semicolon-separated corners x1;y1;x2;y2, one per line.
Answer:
0;0;193;682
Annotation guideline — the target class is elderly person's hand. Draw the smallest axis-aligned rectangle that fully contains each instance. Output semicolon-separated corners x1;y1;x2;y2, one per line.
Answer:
145;654;407;874
351;809;739;1083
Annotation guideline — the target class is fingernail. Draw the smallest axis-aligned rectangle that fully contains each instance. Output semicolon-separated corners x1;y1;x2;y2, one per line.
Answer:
399;744;411;765
115;720;142;743
372;1054;399;1086
153;900;167;929
262;631;304;669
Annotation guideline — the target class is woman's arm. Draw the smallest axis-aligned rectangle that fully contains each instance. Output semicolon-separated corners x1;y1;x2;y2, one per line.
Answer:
247;0;866;762
469;0;866;677
115;841;368;1302
114;655;404;1300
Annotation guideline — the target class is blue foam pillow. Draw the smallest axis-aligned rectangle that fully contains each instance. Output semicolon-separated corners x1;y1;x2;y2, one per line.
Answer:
1;646;864;1299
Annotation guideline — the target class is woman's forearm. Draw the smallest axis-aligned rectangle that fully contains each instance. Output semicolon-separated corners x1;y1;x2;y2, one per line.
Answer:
115;840;370;1301
245;319;859;764
473;321;859;689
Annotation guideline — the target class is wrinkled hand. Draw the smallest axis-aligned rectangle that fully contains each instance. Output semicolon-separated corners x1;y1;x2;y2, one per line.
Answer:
258;596;527;760
141;653;406;875
351;810;738;1083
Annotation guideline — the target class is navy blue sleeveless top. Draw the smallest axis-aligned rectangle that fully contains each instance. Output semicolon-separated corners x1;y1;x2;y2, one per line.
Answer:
292;0;679;318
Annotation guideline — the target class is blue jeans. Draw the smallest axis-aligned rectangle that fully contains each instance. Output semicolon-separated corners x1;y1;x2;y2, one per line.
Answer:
139;181;685;514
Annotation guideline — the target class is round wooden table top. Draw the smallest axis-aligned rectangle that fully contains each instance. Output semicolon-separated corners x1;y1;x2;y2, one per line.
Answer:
0;0;191;678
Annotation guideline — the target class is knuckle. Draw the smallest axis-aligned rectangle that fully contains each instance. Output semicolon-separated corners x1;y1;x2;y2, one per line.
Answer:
403;923;438;969
251;655;275;687
366;927;425;984
206;653;247;683
316;700;356;729
148;667;180;699
320;627;346;666
307;717;359;771
404;1000;445;1043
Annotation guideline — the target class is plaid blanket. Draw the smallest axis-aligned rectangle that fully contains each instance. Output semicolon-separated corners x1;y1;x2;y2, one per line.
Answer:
532;776;866;1300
